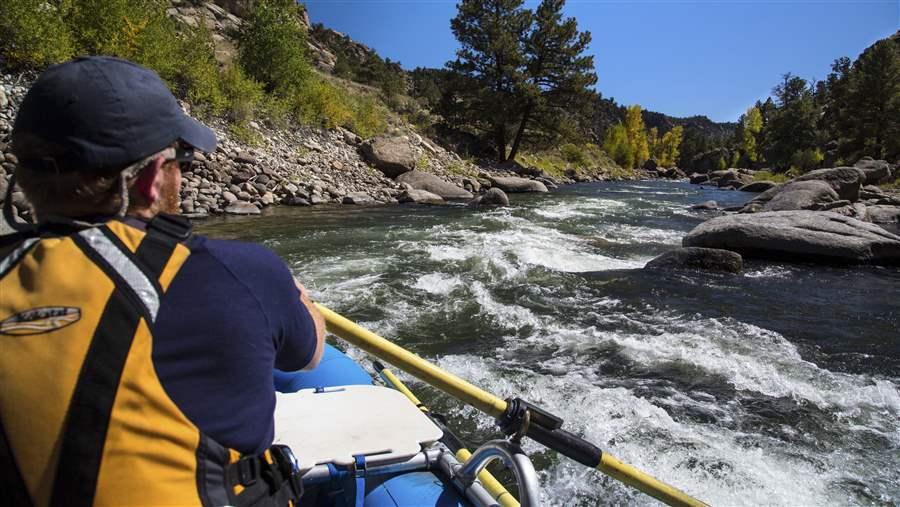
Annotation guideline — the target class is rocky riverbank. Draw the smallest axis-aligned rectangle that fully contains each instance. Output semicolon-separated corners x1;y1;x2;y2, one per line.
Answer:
0;68;585;230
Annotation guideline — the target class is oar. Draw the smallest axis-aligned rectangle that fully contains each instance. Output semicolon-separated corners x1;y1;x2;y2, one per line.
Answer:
315;303;708;507
374;361;520;507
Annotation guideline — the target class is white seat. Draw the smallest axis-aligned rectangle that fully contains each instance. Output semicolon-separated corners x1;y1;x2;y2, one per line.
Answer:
273;385;443;471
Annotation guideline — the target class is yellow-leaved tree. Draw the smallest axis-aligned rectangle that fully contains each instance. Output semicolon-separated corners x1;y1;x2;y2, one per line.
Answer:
625;105;649;168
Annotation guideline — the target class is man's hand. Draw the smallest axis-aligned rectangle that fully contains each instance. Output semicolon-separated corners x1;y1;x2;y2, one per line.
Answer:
296;280;326;371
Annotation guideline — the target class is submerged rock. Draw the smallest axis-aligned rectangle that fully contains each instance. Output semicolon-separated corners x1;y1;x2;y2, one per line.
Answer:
467;187;510;208
691;200;718;211
645;247;743;273
683;210;900;264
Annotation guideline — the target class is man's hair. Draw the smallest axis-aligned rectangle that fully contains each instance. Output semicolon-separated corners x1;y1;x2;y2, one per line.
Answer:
12;133;167;218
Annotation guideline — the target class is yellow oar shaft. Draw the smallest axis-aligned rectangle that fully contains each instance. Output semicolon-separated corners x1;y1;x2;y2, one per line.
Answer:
316;303;707;507
600;454;706;507
376;365;520;507
456;448;520;507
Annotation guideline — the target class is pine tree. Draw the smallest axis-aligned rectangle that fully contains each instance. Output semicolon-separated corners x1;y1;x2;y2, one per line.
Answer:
448;0;531;161
848;37;900;160
763;74;819;169
447;0;596;161
506;0;597;161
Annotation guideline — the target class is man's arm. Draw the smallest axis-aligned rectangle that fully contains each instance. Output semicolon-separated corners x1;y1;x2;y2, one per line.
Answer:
296;281;325;371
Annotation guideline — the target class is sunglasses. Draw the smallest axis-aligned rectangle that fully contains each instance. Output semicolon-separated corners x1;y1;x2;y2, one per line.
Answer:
168;144;195;172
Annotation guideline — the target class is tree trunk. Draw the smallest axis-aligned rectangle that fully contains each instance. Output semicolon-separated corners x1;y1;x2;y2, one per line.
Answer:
495;126;507;163
506;106;532;162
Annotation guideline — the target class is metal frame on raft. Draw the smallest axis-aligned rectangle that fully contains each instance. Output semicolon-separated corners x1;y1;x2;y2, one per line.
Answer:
316;303;709;507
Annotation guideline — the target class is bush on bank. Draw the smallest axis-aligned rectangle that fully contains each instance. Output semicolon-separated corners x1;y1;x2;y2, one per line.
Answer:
0;0;385;139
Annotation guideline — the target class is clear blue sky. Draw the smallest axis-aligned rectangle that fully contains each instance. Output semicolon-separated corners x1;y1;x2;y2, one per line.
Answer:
304;1;899;122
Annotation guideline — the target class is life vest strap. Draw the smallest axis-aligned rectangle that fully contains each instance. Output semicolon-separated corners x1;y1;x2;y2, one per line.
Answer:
0;416;33;507
49;222;183;507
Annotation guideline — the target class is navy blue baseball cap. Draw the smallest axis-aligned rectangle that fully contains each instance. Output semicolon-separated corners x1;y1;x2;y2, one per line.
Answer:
12;56;216;173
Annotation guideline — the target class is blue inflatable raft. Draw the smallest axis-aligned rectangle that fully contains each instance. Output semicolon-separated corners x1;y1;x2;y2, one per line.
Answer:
272;345;537;507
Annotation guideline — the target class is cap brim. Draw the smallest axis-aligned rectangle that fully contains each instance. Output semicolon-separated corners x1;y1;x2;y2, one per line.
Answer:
177;114;217;153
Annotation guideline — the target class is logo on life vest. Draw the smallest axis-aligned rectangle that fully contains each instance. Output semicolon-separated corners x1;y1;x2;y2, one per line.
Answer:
0;307;82;336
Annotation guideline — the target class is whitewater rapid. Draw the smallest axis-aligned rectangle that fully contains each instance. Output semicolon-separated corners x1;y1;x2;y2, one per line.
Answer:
200;180;900;506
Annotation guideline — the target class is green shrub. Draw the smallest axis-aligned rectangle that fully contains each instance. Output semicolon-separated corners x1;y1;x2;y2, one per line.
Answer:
175;23;226;114
346;94;387;139
229;121;263;146
789;148;824;173
751;170;791;183
560;143;588;167
221;65;265;122
0;0;74;68
238;0;310;94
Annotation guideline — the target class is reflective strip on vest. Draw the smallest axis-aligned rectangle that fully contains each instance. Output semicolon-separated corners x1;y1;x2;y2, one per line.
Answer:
0;237;38;278
77;228;161;321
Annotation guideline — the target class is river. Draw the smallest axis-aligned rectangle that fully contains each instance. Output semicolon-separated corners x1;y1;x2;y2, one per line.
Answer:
198;180;900;506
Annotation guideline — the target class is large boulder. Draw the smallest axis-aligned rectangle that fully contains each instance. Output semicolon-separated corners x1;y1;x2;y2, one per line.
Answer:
398;189;444;204
467;187;510;208
761;180;839;212
396;171;473;199
689;173;710;185
715;169;748;188
644;247;743;274
866;205;900;224
488;176;548;193
224;201;260;215
361;136;416;178
683;211;900;264
342;192;376;205
854;158;892;184
739;181;778;193
793;166;866;202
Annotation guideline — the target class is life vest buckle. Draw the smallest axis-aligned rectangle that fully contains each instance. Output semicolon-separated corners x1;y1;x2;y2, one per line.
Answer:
237;456;260;486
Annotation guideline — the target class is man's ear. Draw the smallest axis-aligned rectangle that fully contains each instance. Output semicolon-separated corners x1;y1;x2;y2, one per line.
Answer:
132;156;166;204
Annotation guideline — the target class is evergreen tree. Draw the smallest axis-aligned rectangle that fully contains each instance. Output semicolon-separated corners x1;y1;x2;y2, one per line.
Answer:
848;36;900;160
763;74;819;169
506;0;597;161
448;0;531;160
447;0;595;161
238;0;310;95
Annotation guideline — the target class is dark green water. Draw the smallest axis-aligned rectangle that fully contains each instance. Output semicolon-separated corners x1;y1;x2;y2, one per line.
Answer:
199;181;900;506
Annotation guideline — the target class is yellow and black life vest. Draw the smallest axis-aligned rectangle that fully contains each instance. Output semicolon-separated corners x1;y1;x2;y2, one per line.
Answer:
0;215;302;507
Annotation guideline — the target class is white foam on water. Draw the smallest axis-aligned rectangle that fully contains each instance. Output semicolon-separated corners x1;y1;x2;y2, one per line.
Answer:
531;198;629;220
743;265;793;279
433;354;877;506
596;223;684;245
412;273;463;295
416;222;644;276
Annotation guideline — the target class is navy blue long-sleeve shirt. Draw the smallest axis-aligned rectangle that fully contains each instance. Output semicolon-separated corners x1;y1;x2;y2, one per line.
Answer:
152;234;318;455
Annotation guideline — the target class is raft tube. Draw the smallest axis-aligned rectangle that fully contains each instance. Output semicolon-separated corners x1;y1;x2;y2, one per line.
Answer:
275;344;472;507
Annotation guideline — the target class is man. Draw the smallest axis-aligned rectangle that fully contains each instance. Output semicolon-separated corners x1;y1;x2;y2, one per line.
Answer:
0;56;324;506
